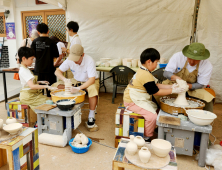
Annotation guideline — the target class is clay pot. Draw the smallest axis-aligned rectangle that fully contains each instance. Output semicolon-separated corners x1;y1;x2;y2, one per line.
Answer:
74;134;81;144
126;135;138;155
0;119;3;130
134;136;145;148
132;59;138;68
105;62;110;67
139;147;151;163
127;62;132;68
6;117;17;125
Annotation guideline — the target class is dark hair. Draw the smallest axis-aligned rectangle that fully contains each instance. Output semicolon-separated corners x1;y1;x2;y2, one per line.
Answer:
140;48;160;64
67;21;79;32
50;36;61;43
18;47;35;63
37;23;49;34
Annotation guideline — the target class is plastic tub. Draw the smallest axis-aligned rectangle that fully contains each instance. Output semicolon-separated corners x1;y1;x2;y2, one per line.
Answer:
69;138;92;154
159;63;167;68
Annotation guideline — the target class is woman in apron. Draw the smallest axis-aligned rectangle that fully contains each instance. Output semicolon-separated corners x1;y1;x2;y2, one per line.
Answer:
163;42;215;112
18;47;56;110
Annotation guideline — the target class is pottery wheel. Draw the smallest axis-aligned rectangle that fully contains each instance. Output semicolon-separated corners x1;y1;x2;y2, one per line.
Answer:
125;143;170;169
0;129;23;142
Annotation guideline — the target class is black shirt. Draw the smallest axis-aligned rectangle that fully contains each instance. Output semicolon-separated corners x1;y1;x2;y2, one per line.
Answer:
31;36;59;74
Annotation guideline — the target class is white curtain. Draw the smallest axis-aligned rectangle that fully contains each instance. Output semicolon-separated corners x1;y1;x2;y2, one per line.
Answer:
196;0;222;102
40;0;66;9
66;0;195;93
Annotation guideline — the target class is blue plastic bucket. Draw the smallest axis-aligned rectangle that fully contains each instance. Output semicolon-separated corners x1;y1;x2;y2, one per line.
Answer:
69;138;92;154
159;63;167;68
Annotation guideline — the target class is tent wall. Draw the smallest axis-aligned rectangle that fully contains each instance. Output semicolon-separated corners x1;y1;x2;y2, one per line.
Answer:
67;0;195;93
196;0;222;102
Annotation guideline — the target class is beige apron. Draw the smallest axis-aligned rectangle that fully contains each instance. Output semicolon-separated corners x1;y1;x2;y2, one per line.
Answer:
64;34;80;79
19;65;48;110
162;60;215;102
128;88;157;114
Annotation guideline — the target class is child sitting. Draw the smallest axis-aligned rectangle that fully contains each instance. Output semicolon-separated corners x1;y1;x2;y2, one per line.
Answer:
18;46;56;109
123;48;185;141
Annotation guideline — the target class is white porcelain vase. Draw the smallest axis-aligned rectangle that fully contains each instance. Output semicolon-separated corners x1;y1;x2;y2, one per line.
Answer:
139;147;151;163
133;136;145;148
126;135;138;155
0;119;3;130
6;117;17;125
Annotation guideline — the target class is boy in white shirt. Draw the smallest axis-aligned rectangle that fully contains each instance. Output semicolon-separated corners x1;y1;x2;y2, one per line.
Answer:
18;47;56;109
55;44;99;128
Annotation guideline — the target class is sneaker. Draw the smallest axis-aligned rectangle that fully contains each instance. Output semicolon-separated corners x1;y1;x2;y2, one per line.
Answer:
144;137;151;143
87;117;95;128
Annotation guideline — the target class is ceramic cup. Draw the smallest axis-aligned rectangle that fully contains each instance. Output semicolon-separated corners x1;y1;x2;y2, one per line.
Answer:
105;62;110;67
127;62;132;68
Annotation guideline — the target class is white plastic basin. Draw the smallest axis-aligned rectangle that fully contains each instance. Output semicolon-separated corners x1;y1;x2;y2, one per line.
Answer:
186;109;217;126
151;139;172;158
3;123;22;135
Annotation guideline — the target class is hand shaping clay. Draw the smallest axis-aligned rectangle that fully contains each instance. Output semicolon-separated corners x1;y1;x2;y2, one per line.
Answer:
173;79;189;106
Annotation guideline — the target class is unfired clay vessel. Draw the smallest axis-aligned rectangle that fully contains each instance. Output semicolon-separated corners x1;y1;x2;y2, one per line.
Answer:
133;136;145;148
74;133;81;144
0;119;3;130
132;59;138;67
81;134;89;145
6;117;17;125
173;79;189;106
126;135;138;155
139;147;151;163
3;123;22;135
151;139;171;157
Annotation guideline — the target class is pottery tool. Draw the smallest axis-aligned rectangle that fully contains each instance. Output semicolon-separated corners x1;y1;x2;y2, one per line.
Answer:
35;104;57;111
158;116;181;126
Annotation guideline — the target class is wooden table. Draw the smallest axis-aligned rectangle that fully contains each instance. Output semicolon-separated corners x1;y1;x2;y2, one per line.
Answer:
113;138;178;170
156;110;212;167
0;67;34;107
0;127;38;170
96;66;139;92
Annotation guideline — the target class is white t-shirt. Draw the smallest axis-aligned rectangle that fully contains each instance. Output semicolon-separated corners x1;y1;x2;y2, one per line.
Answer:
59;54;98;82
70;34;82;48
165;51;212;85
57;42;65;55
19;66;35;89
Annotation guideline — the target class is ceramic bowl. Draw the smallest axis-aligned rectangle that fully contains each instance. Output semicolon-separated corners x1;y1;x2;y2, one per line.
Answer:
186;109;217;126
3;123;22;135
151;139;171;157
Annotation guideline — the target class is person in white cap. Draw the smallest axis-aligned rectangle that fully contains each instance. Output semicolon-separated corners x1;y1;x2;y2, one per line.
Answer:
55;44;99;128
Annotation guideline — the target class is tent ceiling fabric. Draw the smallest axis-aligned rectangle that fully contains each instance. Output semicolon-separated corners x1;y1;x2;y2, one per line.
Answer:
197;0;222;102
40;0;66;9
66;0;195;93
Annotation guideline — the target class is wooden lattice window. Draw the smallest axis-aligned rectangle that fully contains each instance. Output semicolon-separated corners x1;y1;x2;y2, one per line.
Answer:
21;10;66;42
0;13;6;37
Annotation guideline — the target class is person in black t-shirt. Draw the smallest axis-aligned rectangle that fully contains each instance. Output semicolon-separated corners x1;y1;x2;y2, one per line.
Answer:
31;23;59;97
